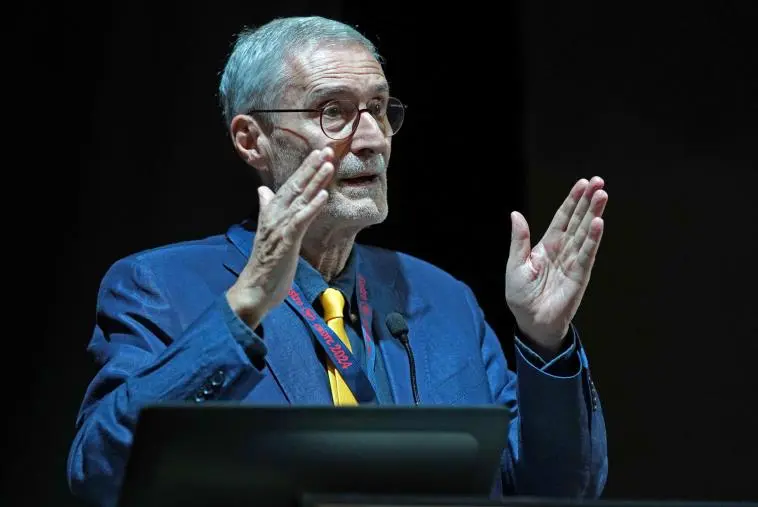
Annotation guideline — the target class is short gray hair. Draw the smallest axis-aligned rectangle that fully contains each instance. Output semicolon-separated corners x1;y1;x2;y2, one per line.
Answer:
218;16;382;129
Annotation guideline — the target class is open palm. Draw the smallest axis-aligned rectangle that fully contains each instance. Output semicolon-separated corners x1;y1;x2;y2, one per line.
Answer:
505;176;608;350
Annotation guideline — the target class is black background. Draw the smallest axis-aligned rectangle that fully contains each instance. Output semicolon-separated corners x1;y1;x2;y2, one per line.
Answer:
6;1;757;505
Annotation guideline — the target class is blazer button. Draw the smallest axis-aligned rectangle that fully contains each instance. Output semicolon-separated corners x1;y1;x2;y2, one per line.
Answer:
194;391;206;403
210;370;225;387
202;385;214;397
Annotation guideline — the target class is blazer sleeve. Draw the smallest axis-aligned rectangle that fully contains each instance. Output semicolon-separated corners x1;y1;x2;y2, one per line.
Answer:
67;256;267;507
460;282;608;498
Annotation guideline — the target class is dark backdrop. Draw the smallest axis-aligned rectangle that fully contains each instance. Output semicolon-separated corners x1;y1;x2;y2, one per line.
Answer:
6;1;756;506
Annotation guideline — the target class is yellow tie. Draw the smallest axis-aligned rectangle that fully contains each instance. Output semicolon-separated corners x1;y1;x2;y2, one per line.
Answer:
320;288;358;406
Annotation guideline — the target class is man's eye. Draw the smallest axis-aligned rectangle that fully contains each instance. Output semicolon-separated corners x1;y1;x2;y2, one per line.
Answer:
323;105;340;117
368;100;386;116
322;102;349;118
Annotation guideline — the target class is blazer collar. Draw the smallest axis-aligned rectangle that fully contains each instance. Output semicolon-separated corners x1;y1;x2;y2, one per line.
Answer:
223;219;255;276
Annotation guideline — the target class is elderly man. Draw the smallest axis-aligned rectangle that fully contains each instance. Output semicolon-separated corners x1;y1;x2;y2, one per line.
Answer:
67;15;609;507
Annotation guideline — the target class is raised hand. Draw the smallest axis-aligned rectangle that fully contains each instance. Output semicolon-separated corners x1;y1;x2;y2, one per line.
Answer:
226;148;335;329
505;176;608;352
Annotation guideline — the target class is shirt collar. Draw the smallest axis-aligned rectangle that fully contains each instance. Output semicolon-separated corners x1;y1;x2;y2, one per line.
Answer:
294;247;359;316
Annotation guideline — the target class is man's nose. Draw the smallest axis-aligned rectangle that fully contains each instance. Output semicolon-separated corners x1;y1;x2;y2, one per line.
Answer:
349;111;388;155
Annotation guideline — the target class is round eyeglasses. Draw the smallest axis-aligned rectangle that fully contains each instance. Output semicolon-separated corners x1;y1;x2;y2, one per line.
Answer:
247;97;406;140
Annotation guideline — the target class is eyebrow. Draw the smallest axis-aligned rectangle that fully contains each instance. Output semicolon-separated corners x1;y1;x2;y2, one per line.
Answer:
307;83;390;104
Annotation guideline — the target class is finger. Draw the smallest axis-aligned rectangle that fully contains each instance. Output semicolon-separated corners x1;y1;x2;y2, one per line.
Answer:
299;161;335;202
280;148;334;205
576;217;604;271
257;186;275;212
544;179;588;235
571;189;608;251
291;189;329;231
508;211;531;266
566;176;605;236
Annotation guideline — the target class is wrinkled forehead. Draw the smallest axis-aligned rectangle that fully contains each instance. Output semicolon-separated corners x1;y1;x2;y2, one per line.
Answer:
281;41;389;106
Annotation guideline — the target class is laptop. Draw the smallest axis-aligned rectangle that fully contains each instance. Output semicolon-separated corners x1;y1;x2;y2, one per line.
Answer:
117;404;512;507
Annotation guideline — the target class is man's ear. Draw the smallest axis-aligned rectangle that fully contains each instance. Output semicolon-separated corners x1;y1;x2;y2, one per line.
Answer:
230;114;270;170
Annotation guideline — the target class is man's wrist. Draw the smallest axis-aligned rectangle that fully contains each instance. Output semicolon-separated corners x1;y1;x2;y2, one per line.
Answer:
225;286;267;331
515;325;568;361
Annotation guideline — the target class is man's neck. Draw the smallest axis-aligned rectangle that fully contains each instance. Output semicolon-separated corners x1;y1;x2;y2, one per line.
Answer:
300;227;358;283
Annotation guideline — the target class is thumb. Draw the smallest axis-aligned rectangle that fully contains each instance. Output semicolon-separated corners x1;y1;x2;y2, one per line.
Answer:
508;211;531;265
257;186;274;213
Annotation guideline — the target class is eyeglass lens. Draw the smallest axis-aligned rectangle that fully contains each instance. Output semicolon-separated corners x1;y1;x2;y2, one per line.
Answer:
321;98;404;139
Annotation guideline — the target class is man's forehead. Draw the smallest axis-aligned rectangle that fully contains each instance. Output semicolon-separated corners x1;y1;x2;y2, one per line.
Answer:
284;42;388;98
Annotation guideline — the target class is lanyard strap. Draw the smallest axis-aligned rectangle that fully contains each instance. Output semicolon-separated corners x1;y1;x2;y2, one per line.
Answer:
285;271;377;403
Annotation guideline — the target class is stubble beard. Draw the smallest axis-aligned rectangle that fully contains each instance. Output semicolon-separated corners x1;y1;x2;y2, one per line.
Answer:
269;139;389;230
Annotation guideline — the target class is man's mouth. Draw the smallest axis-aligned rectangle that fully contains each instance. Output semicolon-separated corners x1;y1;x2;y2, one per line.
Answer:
339;174;379;186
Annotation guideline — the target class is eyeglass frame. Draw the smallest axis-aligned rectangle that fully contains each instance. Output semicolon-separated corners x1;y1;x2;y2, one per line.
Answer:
245;97;407;140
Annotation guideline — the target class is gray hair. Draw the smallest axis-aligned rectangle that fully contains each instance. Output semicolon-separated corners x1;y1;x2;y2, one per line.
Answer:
218;16;382;130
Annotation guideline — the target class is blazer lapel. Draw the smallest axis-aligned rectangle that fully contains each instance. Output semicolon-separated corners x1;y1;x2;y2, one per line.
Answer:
358;246;425;406
223;221;332;405
260;305;333;405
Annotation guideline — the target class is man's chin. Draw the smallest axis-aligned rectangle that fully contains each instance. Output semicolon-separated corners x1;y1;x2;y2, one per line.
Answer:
324;195;388;227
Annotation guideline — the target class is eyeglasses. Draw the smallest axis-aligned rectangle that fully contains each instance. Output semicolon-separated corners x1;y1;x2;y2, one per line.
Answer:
247;97;406;140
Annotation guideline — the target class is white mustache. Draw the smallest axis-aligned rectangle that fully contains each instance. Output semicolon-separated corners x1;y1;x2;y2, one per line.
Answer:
337;154;385;179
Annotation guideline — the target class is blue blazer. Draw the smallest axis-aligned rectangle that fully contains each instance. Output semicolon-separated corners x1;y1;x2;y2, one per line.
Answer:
67;220;608;507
